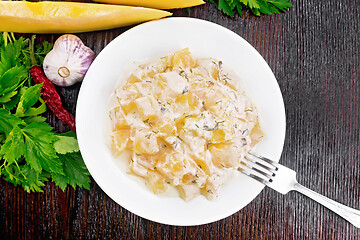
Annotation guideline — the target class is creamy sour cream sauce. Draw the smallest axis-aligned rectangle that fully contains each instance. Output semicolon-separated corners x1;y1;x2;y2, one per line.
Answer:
108;49;263;201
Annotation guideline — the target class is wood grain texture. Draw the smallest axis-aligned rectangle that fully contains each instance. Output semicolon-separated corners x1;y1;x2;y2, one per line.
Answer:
1;1;360;239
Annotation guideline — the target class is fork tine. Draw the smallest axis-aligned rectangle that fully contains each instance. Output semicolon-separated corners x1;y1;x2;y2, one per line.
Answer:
238;152;280;185
238;166;270;185
240;161;274;179
245;156;276;175
248;151;279;170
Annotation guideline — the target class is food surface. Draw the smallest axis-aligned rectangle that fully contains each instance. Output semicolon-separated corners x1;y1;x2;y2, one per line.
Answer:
109;49;263;201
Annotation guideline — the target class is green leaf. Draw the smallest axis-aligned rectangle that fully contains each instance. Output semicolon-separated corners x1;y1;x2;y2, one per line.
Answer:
20;84;42;110
0;133;5;143
23;100;47;117
0;90;18;103
250;6;261;15
21;122;62;174
35;41;53;66
21;40;54;69
207;0;291;17
268;0;292;10
1;163;23;187
53;135;80;155
2;90;21;111
51;172;67;191
244;0;260;9
52;152;90;191
58;131;77;138
0;126;24;164
21;164;49;193
0;37;28;76
1;161;50;193
15;84;44;117
23;116;47;125
0;108;23;133
218;0;235;16
0;66;27;95
231;1;243;17
257;0;281;14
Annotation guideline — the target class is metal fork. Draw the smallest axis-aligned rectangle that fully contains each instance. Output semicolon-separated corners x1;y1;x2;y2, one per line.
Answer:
240;151;360;228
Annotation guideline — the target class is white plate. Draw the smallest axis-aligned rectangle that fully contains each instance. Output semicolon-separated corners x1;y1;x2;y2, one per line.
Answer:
76;17;286;226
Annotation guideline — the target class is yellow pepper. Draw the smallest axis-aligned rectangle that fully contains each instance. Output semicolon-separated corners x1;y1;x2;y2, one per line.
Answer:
0;1;172;33
93;0;205;9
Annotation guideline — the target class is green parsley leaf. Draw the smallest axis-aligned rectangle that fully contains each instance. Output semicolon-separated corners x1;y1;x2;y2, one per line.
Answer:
52;152;91;191
267;0;292;11
15;84;45;117
3;90;21;111
58;131;77;138
0;108;23;133
23;116;47;125
35;41;53;66
1;163;24;187
21;122;62;174
206;0;291;17
53;135;80;155
20;164;50;193
219;0;235;17
19;84;43;111
0;126;24;164
1;163;50;192
0;90;18;104
245;0;260;10
0;66;27;95
0;133;5;144
21;40;53;69
231;1;243;17
22;100;47;117
2;38;27;67
0;37;28;75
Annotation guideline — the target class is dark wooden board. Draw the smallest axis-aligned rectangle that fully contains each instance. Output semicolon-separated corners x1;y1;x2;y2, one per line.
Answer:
1;1;360;239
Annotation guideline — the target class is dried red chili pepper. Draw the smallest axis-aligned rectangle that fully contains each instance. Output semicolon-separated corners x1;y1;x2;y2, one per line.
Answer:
30;66;76;132
29;36;76;132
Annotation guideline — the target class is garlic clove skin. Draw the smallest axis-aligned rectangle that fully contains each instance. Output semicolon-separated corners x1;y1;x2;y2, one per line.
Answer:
43;34;96;87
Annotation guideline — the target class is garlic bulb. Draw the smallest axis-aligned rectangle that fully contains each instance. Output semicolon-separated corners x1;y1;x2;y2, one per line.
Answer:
43;34;96;87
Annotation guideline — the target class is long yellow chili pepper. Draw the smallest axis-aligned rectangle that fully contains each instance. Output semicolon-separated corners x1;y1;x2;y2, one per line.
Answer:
0;1;172;33
93;0;205;9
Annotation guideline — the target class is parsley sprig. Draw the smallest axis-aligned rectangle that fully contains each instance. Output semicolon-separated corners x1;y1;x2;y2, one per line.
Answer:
207;0;292;17
0;33;91;192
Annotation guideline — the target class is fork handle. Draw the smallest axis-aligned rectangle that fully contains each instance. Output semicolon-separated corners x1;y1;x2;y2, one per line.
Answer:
293;183;360;228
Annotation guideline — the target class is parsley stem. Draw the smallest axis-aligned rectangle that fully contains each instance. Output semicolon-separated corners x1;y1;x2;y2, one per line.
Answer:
14;160;27;179
3;32;9;46
0;161;5;170
29;35;38;87
29;35;38;66
10;32;15;42
4;164;21;182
